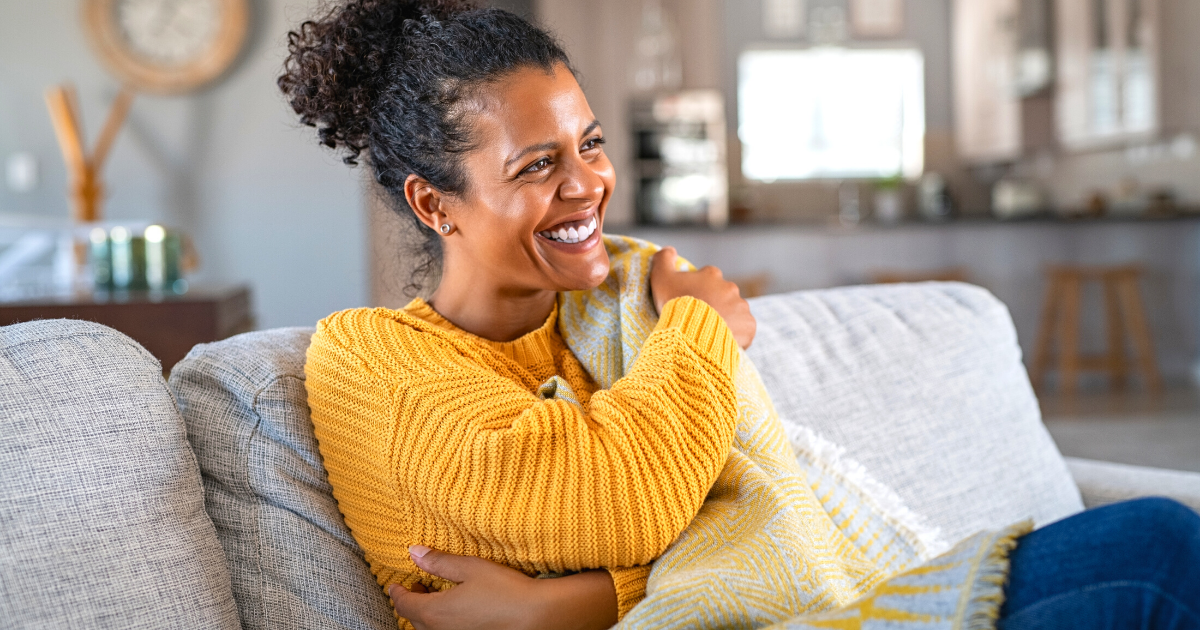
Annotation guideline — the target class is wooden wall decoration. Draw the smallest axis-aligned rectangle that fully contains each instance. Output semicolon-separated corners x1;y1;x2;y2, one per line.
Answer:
44;85;134;222
82;0;249;95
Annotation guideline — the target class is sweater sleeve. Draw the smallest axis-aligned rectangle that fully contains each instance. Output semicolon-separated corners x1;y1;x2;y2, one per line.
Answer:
607;565;653;620
306;296;739;598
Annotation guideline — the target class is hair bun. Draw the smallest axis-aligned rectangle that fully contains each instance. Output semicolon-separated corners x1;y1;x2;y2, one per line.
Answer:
278;0;474;165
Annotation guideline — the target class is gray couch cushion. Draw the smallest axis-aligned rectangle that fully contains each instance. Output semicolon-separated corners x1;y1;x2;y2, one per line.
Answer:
169;328;395;630
747;283;1084;547
0;319;239;629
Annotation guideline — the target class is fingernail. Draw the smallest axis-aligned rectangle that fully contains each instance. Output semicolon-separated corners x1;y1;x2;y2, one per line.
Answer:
408;544;431;558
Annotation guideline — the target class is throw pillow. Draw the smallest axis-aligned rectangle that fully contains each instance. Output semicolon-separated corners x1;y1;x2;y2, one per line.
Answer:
170;327;395;630
0;319;239;629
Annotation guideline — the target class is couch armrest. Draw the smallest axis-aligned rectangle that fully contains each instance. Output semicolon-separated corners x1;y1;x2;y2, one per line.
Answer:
1065;457;1200;513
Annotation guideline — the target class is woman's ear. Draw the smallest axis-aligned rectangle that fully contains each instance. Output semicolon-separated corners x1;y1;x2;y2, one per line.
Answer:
404;174;451;233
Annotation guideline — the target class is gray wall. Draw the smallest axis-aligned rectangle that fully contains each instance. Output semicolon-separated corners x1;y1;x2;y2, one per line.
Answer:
491;0;535;18
0;0;368;329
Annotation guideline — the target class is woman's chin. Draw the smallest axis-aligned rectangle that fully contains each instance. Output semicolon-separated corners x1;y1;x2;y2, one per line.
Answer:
535;227;610;291
553;253;611;293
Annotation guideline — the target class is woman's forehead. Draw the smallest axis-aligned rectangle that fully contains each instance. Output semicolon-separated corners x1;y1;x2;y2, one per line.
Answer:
471;65;597;149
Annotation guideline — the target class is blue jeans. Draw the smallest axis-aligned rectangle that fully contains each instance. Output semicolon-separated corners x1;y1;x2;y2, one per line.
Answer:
999;497;1200;629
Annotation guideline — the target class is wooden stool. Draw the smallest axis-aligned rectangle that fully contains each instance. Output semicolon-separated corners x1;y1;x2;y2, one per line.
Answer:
1031;265;1161;395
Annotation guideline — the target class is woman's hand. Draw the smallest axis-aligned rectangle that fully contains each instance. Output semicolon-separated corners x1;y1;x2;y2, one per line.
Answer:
389;546;618;630
649;247;756;349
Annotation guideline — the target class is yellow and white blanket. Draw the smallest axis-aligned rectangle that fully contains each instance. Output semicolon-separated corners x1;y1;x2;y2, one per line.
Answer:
557;235;1029;630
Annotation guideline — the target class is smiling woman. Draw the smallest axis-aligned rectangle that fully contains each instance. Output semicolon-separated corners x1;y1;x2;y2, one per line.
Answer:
277;2;755;629
278;4;1200;630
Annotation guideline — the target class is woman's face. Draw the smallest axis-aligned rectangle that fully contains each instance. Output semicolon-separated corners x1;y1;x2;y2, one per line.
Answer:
429;63;614;294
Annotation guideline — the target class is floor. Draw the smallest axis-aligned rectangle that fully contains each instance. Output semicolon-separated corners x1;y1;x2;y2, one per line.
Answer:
1040;385;1200;473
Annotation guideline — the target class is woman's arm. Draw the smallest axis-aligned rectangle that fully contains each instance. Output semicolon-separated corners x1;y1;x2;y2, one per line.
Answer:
306;251;749;617
393;296;739;558
389;546;619;630
309;295;740;558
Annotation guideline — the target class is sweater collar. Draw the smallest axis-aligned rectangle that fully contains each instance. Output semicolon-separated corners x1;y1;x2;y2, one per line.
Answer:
401;298;562;366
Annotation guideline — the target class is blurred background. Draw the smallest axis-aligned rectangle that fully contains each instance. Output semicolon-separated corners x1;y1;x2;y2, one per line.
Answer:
1;0;1198;467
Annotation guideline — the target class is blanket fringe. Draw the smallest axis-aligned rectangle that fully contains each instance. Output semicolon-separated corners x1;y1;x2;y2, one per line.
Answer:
963;522;1031;630
783;421;950;560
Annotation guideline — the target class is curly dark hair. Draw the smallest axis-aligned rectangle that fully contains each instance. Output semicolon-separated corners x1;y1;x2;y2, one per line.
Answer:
278;0;574;294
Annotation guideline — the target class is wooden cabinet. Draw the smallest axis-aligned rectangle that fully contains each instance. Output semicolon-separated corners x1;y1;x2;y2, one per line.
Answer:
953;0;1160;161
0;285;254;372
1055;0;1159;149
952;0;1022;162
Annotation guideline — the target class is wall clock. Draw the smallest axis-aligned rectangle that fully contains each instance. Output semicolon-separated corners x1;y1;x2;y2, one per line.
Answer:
83;0;249;94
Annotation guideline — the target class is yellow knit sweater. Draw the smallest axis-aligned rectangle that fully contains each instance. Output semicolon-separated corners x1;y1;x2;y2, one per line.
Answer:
304;295;741;624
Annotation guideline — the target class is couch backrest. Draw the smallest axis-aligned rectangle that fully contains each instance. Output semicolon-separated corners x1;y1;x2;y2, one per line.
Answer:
0;320;240;629
747;282;1082;547
169;328;395;630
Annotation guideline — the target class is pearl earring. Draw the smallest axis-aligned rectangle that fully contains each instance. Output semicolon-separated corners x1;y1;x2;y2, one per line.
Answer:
440;224;451;234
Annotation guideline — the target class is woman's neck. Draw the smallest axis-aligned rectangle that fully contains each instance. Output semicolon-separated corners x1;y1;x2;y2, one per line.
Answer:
427;280;557;343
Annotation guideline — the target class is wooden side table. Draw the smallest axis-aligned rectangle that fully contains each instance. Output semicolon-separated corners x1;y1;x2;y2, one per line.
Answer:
0;285;254;372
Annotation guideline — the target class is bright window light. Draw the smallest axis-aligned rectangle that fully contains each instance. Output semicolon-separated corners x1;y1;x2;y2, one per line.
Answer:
738;48;925;181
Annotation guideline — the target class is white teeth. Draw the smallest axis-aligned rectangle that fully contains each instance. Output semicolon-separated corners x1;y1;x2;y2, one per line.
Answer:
540;217;598;243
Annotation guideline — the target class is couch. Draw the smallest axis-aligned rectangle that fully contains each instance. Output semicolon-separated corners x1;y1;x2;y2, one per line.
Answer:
3;282;1198;629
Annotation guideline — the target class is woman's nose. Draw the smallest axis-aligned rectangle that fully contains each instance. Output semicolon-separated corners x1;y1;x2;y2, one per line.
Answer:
558;154;606;203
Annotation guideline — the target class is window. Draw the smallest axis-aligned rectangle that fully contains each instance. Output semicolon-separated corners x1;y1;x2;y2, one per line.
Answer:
738;47;925;181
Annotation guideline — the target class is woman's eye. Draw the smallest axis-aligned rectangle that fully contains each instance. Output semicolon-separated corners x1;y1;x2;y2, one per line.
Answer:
582;136;606;152
524;157;551;174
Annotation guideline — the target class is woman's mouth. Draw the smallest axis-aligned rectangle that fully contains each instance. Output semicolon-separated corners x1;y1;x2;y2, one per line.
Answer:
538;216;598;244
